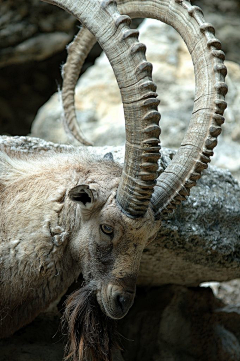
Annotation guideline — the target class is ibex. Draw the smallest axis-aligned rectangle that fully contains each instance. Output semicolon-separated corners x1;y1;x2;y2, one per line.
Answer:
0;0;227;360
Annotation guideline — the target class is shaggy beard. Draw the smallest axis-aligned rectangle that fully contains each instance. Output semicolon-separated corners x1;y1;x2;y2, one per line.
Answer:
63;285;120;361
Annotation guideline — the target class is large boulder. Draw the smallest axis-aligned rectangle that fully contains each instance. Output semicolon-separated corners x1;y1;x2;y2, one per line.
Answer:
196;0;240;64
119;285;240;361
0;0;77;137
0;0;75;68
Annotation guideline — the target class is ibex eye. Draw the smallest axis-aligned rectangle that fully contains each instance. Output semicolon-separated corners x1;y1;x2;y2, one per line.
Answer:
100;224;114;235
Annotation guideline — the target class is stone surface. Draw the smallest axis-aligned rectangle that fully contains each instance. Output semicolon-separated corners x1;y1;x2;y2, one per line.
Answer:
31;19;240;181
195;0;240;65
119;286;240;361
0;0;76;67
1;0;240;148
0;0;77;137
141;163;240;286
2;285;240;361
0;33;71;67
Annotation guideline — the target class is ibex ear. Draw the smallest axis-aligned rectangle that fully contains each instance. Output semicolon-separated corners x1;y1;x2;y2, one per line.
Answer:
68;185;96;209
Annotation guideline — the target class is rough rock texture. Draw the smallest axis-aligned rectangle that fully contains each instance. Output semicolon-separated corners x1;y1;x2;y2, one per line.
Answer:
0;0;102;137
1;0;239;140
31;19;240;181
1;136;240;286
2;285;240;361
0;1;140;68
0;0;75;138
1;0;239;67
119;286;240;361
195;0;240;65
141;165;240;286
0;0;76;67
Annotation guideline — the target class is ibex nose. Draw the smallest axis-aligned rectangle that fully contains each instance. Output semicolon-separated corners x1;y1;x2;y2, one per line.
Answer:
112;288;134;317
100;279;137;319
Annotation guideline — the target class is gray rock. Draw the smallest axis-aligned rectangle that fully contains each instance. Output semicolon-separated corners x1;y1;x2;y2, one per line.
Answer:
193;0;240;65
0;0;76;67
0;33;72;67
140;165;240;286
119;286;240;361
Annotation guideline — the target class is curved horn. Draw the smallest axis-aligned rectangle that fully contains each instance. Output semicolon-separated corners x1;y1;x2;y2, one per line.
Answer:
44;0;161;218
61;0;227;217
62;27;95;146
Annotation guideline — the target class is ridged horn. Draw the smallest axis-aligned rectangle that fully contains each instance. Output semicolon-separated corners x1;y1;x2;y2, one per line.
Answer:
43;0;161;218
61;0;227;218
62;27;95;146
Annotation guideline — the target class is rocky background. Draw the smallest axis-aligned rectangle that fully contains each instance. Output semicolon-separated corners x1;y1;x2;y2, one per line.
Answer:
1;1;240;360
31;13;240;181
0;0;239;137
1;0;240;178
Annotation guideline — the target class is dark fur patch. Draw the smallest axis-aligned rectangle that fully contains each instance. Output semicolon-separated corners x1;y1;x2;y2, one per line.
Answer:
63;285;120;361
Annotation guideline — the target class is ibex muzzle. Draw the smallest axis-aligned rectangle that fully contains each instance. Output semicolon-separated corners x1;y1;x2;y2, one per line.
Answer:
99;278;137;319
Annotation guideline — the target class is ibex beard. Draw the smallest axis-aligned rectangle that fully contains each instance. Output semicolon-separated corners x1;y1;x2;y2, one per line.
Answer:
63;284;120;361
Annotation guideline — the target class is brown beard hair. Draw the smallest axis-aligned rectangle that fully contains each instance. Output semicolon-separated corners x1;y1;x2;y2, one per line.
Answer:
62;285;120;361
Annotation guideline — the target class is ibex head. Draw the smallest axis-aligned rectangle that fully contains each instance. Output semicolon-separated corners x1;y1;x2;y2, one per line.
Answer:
64;161;159;319
67;174;158;319
43;0;227;359
59;157;160;360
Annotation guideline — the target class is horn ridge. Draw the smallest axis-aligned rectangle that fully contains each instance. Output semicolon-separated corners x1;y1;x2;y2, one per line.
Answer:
62;26;95;145
152;0;227;216
45;0;161;218
59;0;227;217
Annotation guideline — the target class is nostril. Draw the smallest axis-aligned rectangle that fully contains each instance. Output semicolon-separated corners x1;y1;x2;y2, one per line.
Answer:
116;294;127;311
114;292;134;315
